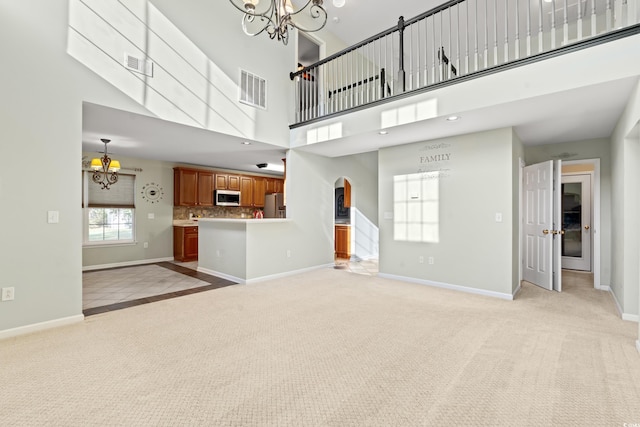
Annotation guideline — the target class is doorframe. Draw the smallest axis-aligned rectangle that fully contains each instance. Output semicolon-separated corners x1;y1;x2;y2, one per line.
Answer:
561;171;594;272
562;159;600;290
519;158;601;290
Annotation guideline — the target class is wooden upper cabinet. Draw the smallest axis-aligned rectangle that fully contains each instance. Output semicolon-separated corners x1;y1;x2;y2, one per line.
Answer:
239;176;253;207
197;171;214;206
265;178;276;194
274;179;284;194
174;167;214;206
344;179;352;208
174;168;198;206
215;174;227;190
228;175;241;191
253;178;266;208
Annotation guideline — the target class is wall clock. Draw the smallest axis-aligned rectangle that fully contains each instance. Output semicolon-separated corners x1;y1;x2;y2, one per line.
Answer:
141;182;164;204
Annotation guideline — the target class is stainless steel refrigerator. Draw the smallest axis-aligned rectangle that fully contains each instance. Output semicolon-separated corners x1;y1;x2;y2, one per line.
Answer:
264;193;285;218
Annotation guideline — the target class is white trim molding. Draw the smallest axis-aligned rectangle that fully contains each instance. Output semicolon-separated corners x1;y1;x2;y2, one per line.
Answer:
82;257;174;271
198;263;334;285
377;273;515;300
0;315;84;341
609;287;640;322
636;340;640;355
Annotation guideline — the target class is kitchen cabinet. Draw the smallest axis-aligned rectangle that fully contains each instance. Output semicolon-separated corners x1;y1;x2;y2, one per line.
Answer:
344;179;351;208
173;226;198;262
174;168;214;207
216;174;241;191
240;176;253;207
265;178;284;194
335;225;351;259
252;177;266;208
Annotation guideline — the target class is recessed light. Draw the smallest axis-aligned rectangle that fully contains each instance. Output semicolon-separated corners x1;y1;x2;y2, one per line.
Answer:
379;130;388;135
446;116;460;121
241;141;251;145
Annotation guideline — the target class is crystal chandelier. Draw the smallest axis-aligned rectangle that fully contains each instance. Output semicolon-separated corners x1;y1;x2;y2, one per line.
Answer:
90;139;120;190
229;0;328;45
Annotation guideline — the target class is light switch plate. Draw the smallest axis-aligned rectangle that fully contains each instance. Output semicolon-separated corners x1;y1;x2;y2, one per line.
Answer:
47;211;59;224
148;213;155;219
495;212;503;223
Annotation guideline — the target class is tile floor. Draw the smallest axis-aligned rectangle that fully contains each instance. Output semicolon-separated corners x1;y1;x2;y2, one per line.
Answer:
82;262;236;316
83;259;379;316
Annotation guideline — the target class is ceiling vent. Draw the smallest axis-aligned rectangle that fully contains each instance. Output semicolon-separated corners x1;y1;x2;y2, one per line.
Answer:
124;53;153;77
239;69;267;109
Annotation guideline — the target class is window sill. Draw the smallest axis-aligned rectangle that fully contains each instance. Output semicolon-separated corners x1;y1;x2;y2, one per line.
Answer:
83;241;137;249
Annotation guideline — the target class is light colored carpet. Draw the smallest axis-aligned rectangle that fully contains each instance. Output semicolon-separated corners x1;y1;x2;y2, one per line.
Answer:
1;268;639;426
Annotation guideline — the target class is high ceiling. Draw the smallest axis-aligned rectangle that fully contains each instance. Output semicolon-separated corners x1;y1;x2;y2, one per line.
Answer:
82;1;638;173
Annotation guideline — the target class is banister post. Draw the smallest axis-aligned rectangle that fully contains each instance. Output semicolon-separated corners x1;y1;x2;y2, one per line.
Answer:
397;16;406;93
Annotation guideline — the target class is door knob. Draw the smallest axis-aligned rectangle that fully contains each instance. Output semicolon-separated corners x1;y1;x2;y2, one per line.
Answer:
584;225;590;230
543;229;550;235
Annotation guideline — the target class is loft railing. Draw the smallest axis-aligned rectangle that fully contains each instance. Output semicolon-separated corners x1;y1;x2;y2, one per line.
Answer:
290;0;639;125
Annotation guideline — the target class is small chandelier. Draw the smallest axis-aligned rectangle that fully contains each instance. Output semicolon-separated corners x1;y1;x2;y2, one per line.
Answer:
229;0;328;45
90;139;120;190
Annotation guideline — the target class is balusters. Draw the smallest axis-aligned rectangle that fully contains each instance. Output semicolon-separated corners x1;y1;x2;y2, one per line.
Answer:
550;0;557;50
515;0;520;59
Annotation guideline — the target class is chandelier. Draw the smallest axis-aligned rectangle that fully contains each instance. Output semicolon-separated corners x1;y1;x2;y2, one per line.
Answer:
90;139;120;190
229;0;328;45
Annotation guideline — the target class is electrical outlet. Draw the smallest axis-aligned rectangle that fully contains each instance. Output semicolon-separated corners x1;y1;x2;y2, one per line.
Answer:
216;250;221;257
143;242;148;248
419;256;424;264
2;287;15;301
286;249;292;258
428;257;435;265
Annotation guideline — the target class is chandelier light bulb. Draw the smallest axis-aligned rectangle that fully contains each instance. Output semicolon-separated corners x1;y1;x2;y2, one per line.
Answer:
333;0;345;7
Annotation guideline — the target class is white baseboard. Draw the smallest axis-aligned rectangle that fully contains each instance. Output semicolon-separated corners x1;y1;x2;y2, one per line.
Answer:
609;287;624;317
599;284;611;291
608;287;639;322
0;314;84;341
636;340;640;355
197;267;244;284
377;273;515;301
245;264;335;284
82;257;174;271
197;263;334;285
512;283;522;299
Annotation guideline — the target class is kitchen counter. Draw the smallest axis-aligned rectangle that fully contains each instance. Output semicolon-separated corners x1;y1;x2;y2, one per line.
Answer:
173;220;199;227
197;218;291;224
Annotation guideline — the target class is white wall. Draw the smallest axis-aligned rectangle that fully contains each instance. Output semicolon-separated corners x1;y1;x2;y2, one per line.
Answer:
0;0;296;333
525;138;612;287
378;128;519;298
611;79;640;320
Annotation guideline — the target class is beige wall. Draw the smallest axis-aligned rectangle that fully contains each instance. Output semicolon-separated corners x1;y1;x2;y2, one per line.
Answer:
611;79;640;320
378;128;519;298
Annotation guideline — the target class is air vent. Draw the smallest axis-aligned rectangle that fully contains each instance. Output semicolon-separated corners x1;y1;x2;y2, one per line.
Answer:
239;70;267;109
123;53;153;77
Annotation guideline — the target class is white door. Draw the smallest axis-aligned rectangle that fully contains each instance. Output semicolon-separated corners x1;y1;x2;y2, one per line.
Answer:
523;160;562;291
561;174;592;271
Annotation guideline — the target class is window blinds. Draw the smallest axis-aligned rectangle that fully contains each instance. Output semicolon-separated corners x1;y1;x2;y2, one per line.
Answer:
87;173;136;208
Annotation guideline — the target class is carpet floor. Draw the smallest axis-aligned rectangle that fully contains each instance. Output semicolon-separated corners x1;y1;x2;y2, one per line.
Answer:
1;267;639;426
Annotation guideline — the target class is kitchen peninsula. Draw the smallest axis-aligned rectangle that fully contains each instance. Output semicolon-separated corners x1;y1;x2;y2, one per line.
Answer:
197;218;294;284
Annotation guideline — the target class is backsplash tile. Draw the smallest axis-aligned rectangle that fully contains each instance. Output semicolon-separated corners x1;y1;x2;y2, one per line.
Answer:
173;206;259;220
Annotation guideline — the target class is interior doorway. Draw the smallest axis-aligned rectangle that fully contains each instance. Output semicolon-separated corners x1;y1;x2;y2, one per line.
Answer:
334;177;352;264
521;158;601;291
561;173;592;271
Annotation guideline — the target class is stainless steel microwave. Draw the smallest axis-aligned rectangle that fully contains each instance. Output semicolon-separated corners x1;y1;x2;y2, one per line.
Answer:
215;190;241;206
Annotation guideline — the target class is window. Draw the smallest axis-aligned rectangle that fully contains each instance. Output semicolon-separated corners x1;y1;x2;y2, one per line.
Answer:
83;172;136;245
393;172;440;243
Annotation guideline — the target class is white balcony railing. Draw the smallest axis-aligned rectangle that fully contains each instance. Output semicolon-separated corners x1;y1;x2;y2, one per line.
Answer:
290;0;639;125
